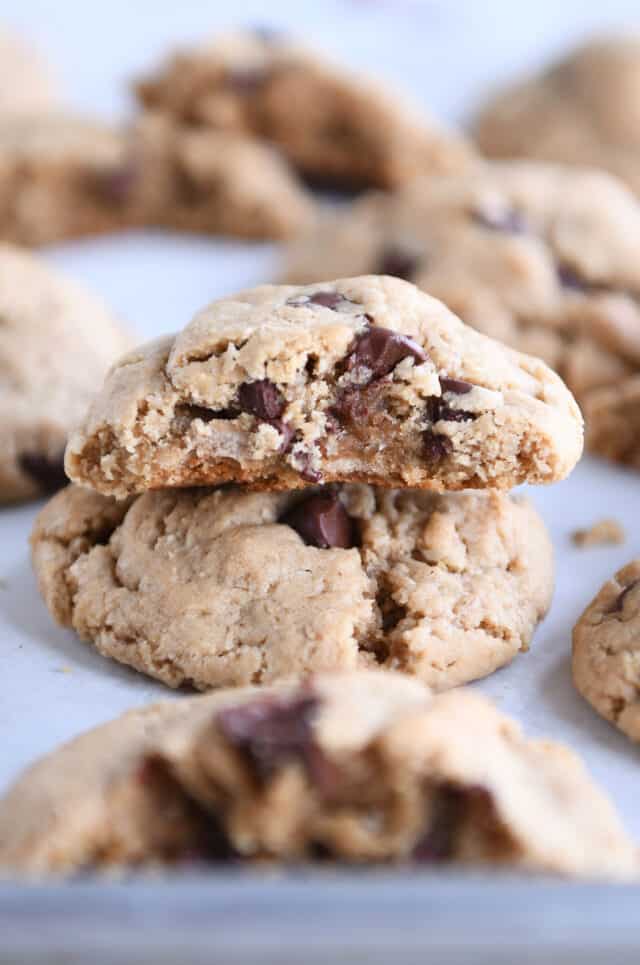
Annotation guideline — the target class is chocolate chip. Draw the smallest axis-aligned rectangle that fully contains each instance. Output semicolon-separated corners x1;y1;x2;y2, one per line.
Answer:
423;430;452;464
425;379;477;424
19;451;67;494
609;579;640;614
271;419;296;453
238;379;285;421
557;264;587;291
216;694;321;782
472;207;527;234
376;246;420;281
92;159;138;205
175;403;239;423
439;377;473;395
347;325;427;379
225;67;267;94
280;492;355;549
308;291;348;309
413;783;492;862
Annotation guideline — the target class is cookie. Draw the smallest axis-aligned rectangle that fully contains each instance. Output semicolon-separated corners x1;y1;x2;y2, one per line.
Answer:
64;276;583;497
0;28;58;117
0;111;310;245
0;113;137;245
130;112;312;239
0;670;635;878
582;375;640;470
0;244;131;503
573;561;640;742
31;483;552;691
473;37;640;198
135;29;472;190
283;164;640;467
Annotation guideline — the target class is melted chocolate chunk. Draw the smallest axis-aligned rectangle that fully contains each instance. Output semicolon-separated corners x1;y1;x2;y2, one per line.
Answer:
238;379;285;421
19;451;67;494
308;291;349;310
439;377;473;395
347;325;427;379
376;245;420;281
280;492;355;549
271;419;296;453
609;579;640;614
423;430;453;464
216;694;321;782
472;207;527;234
413;784;492;862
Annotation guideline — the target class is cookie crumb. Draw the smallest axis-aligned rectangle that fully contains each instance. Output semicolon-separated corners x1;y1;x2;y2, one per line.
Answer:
571;519;625;548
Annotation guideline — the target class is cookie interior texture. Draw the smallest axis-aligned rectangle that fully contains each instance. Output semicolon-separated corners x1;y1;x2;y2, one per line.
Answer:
573;560;640;741
134;29;473;190
0;243;131;503
0;671;634;879
64;276;583;497
282;165;640;468
31;481;553;692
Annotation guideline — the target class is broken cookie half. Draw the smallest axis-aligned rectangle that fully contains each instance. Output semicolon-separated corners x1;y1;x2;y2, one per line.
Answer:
65;276;583;497
0;671;634;878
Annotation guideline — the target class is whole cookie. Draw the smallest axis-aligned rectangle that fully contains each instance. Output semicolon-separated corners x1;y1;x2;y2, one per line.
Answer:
283;164;640;467
31;483;553;691
0;671;634;878
64;276;583;497
473;37;640;197
573;561;640;741
135;29;473;190
0;28;58;117
0;245;131;503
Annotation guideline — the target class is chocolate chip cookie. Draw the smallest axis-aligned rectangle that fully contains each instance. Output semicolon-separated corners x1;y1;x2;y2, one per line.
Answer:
473;37;640;198
129;112;312;239
0;245;131;503
0;671;634;878
64;276;583;497
283;164;639;467
573;561;640;742
0;28;58;117
0;112;312;245
135;29;473;190
31;483;553;691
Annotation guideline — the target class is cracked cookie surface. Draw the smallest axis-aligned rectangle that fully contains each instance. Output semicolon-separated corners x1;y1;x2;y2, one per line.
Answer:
473;37;640;198
0;244;131;503
283;164;640;468
135;29;473;190
573;560;640;742
31;482;553;691
0;670;634;879
64;275;583;497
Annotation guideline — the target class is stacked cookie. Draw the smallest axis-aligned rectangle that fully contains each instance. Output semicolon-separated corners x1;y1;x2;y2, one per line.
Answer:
31;274;582;692
9;282;638;878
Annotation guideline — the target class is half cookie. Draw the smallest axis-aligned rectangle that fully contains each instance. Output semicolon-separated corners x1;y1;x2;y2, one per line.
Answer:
0;671;634;878
65;276;583;497
134;29;472;190
0;245;131;503
573;561;640;742
31;483;553;691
